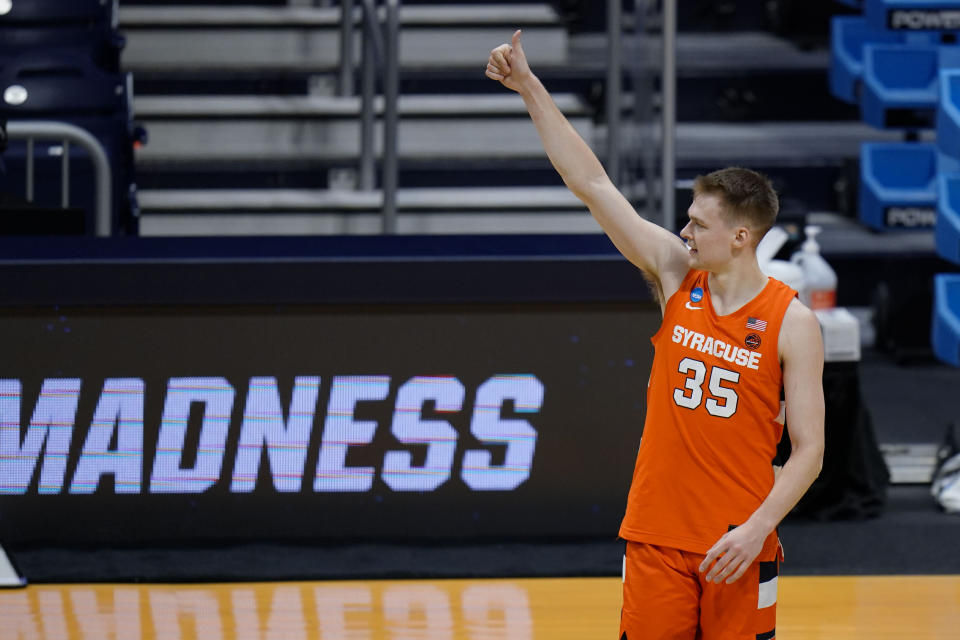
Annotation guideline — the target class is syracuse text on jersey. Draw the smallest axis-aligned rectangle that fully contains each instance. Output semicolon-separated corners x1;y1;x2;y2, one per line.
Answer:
671;324;763;371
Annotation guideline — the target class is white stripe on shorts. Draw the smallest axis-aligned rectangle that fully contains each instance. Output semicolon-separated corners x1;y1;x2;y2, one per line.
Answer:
758;576;778;609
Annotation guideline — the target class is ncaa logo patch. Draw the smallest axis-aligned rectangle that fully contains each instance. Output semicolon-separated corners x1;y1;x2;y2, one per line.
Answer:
690;287;704;303
745;333;762;349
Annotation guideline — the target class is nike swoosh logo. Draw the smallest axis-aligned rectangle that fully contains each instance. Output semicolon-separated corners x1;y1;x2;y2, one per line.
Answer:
685;301;703;310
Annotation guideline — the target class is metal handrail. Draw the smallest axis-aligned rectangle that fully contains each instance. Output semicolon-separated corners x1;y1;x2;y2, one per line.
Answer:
607;0;676;231
359;1;375;191
382;1;399;234
631;1;658;221
338;0;355;96
6;120;113;237
606;0;622;188
661;0;677;232
339;0;400;234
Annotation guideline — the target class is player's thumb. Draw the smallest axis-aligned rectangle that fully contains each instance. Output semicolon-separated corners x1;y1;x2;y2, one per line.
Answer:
511;29;525;60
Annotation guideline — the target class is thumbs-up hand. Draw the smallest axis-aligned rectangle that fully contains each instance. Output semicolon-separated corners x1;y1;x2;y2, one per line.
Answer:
485;30;533;93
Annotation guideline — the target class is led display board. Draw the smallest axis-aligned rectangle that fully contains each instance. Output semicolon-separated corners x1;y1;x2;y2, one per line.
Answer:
0;302;657;544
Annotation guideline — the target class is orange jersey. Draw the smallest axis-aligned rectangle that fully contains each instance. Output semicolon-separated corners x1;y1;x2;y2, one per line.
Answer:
619;269;797;560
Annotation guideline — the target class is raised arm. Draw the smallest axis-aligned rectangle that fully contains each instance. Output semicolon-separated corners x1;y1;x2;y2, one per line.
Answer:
486;30;690;300
700;299;825;584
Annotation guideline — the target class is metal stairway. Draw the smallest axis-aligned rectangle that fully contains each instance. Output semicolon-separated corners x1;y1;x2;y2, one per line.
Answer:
120;2;593;235
116;1;879;236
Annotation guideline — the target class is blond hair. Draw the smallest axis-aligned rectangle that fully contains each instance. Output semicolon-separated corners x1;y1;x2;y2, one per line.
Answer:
692;167;779;239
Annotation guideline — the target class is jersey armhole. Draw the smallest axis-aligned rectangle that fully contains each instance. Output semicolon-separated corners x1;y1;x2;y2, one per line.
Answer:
774;289;801;366
649;269;700;345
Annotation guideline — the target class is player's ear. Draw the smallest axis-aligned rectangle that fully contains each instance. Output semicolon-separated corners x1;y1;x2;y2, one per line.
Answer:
733;225;751;248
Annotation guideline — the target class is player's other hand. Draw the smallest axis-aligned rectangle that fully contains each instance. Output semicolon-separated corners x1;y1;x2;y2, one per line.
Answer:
485;30;533;93
699;523;766;585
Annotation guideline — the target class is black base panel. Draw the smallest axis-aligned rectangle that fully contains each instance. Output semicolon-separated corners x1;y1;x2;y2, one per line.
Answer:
9;488;959;583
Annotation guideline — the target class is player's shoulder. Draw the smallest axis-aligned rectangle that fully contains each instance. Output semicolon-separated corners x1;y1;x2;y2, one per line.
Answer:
778;298;822;358
782;297;817;327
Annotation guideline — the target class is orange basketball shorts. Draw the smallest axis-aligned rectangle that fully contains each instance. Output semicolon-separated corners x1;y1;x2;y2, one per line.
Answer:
619;541;778;640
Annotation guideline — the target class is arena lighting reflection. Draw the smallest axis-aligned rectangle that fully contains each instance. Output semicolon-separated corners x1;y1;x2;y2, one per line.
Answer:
0;581;534;639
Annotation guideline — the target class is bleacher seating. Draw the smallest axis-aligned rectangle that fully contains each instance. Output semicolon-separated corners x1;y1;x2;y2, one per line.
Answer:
937;68;960;172
113;0;876;236
935;67;960;362
860;43;946;128
0;0;140;235
830;16;904;104
0;0;114;24
935;174;960;261
0;51;127;115
119;1;590;235
933;273;960;365
0;0;121;70
897;2;960;365
0;26;124;73
859;142;938;230
830;0;960;232
827;0;960;361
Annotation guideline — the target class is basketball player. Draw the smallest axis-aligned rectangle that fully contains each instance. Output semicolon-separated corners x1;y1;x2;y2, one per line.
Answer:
486;31;825;639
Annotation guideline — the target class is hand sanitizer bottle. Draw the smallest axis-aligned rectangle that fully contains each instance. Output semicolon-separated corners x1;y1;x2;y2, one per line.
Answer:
791;225;837;309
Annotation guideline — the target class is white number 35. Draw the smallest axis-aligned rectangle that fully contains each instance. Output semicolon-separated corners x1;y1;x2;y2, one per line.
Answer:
672;357;740;418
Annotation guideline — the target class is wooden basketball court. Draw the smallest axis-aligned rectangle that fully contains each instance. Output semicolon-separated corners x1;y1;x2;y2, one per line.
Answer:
1;575;957;639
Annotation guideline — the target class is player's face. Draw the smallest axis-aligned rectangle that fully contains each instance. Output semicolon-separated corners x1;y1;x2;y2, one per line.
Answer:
679;194;739;270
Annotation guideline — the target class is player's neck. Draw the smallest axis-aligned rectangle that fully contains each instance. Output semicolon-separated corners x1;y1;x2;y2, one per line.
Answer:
706;256;768;315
